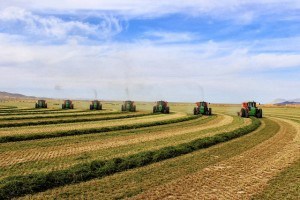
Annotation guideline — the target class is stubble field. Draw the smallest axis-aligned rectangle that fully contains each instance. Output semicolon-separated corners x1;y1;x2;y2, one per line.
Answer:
0;99;299;199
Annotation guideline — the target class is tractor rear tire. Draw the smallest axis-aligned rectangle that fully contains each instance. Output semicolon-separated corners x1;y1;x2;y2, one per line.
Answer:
45;103;47;108
62;104;65;109
209;108;212;115
241;108;246;117
99;104;102;110
71;104;74;109
194;107;197;115
258;109;263;118
122;105;125;112
35;103;38;109
166;107;170;114
133;105;136;112
90;105;93;110
153;106;156;113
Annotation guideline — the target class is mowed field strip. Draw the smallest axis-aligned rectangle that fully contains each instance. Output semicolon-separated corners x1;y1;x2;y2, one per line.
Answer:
0;114;251;181
0;103;298;200
0;114;237;167
130;115;300;199
0;112;185;137
18;117;272;200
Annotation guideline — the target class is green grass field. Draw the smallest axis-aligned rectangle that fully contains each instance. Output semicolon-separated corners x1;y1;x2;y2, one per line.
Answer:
0;99;299;199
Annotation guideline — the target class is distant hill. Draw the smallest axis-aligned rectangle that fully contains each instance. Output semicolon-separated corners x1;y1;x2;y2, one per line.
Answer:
270;98;300;105
0;91;36;99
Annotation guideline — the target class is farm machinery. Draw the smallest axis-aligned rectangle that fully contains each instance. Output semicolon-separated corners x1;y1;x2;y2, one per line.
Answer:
194;101;212;115
62;100;74;109
35;100;47;108
90;100;102;110
238;101;262;118
153;101;170;114
121;100;136;112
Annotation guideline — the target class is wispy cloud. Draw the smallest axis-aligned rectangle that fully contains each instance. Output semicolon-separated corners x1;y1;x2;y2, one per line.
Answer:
0;7;123;42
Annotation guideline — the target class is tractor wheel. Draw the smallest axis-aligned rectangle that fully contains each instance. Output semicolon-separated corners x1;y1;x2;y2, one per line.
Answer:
241;108;246;117
62;104;65;109
90;105;93;110
122;105;125;112
193;107;197;115
35;103;38;108
166;107;170;114
209;108;212;115
71;104;74;109
45;103;47;108
99;104;102;110
245;110;249;118
153;106;156;113
258;109;263;118
133;105;136;112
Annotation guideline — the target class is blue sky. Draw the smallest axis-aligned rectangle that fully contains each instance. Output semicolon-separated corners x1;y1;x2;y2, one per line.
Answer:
0;1;299;103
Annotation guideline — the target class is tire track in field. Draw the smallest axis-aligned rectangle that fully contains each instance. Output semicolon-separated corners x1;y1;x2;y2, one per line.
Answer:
0;115;236;167
131;117;300;200
0;113;185;137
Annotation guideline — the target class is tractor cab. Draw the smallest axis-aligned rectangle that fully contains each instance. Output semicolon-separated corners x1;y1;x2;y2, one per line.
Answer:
247;101;257;108
196;101;208;108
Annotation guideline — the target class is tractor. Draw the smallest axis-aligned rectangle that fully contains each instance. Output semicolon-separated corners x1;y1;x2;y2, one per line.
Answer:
238;101;262;118
194;101;212;115
153;101;170;114
62;100;74;109
90;100;102;110
121;100;136;112
35;100;47;108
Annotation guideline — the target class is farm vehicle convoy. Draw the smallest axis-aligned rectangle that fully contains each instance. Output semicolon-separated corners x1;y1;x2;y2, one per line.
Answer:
34;99;262;118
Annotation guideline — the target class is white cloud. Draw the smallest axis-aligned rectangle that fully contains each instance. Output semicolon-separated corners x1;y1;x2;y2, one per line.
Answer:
0;33;299;102
0;7;123;40
1;0;299;21
143;31;197;43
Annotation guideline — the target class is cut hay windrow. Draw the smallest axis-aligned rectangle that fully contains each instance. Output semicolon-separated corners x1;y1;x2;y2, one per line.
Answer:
0;110;118;120
0;115;198;143
0;110;95;116
0;113;154;128
0;117;261;199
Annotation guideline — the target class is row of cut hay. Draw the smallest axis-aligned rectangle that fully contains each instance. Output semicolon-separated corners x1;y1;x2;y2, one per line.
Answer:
0;116;220;169
0;117;260;199
0;112;154;128
0;110;117;120
9;118;281;200
0;114;195;143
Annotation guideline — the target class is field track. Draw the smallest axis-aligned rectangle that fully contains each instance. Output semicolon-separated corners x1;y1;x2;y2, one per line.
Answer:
130;117;300;199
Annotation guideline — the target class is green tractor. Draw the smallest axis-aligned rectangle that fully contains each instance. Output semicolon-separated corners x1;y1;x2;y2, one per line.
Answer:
62;100;74;109
35;100;47;108
90;100;102;110
121;100;136;112
238;101;262;118
194;101;212;115
153;101;170;114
